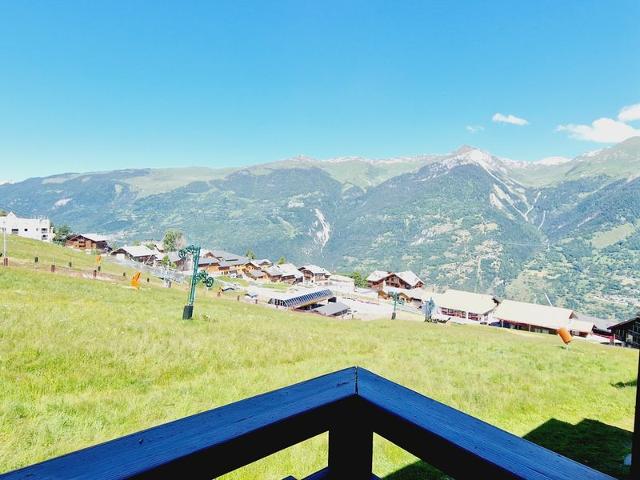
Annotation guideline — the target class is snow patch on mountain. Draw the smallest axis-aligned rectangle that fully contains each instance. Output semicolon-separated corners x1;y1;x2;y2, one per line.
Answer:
54;198;72;208
313;208;331;250
534;156;572;166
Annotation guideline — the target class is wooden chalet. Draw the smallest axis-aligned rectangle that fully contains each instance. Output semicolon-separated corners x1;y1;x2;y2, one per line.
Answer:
197;249;250;276
609;314;640;348
248;258;272;269
277;263;303;284
366;270;391;290
299;264;331;284
264;265;283;282
246;269;266;280
385;271;424;290
380;286;424;308
110;245;157;264
198;257;221;273
162;251;186;269
65;233;111;252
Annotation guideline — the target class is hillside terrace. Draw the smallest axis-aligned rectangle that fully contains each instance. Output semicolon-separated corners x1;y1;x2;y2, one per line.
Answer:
7;230;632;346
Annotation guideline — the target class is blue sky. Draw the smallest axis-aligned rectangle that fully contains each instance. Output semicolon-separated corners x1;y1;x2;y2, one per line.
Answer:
1;0;639;180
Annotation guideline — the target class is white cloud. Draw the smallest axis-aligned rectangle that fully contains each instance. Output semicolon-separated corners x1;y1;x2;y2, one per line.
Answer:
492;113;529;126
466;125;484;134
556;117;640;143
618;103;640;122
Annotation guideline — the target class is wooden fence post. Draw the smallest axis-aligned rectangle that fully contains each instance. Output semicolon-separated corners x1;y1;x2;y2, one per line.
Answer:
631;351;640;478
328;399;372;479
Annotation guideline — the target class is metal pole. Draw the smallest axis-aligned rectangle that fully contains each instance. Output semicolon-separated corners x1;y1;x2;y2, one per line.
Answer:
391;293;397;320
188;247;200;306
632;350;640;478
179;245;212;320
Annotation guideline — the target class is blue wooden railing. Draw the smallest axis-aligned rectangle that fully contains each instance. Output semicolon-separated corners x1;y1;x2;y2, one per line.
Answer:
0;367;626;479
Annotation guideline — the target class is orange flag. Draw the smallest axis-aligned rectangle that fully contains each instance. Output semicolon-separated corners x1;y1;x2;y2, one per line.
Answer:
131;272;142;289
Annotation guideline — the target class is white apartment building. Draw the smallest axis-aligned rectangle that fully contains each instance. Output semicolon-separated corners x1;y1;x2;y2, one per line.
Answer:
0;212;53;242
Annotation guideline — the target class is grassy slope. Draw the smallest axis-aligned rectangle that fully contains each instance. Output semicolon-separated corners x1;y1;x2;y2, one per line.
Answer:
2;235;164;285
0;267;637;479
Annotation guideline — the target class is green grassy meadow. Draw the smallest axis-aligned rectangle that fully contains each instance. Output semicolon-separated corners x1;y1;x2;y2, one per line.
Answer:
0;259;637;478
1;235;163;285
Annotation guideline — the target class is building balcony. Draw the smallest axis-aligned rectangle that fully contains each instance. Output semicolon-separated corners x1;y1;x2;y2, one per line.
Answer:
0;366;632;479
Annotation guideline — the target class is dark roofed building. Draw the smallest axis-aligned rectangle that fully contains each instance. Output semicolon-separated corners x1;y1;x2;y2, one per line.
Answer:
312;301;350;317
268;288;333;309
65;234;111;252
609;314;640;348
575;312;617;337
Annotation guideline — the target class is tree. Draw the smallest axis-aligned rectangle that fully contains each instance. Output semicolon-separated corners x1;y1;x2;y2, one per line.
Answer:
163;230;185;252
350;271;368;288
160;255;176;268
277;256;286;265
245;249;256;259
53;224;72;244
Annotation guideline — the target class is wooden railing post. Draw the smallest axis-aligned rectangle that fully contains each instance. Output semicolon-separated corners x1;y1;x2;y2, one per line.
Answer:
328;399;372;479
631;350;640;478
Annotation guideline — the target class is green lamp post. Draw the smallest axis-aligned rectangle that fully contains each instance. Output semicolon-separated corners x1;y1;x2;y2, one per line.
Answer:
179;245;215;319
390;291;404;320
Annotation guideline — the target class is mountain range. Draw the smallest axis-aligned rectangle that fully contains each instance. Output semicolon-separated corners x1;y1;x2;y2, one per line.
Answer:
2;137;640;320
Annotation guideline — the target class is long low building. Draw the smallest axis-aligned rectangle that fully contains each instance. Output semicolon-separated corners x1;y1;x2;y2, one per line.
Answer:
268;288;334;309
493;300;593;337
430;289;499;322
312;301;351;317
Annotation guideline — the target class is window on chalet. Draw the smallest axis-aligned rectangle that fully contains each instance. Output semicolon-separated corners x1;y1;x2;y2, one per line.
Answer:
441;307;466;318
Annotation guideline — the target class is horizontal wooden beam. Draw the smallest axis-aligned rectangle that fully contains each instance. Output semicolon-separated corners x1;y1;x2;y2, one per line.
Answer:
357;368;614;480
1;368;357;480
0;366;619;480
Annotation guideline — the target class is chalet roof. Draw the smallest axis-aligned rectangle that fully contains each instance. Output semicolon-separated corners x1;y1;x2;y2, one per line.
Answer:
432;289;498;315
198;257;220;266
73;233;110;243
209;249;244;261
265;266;283;277
248;259;272;267
609;314;640;331
220;258;249;267
247;270;265;278
278;263;303;279
575;312;617;332
112;245;156;258
312;302;350;317
394;271;423;287
493;300;576;330
299;264;331;275
567;319;595;334
367;270;390;282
